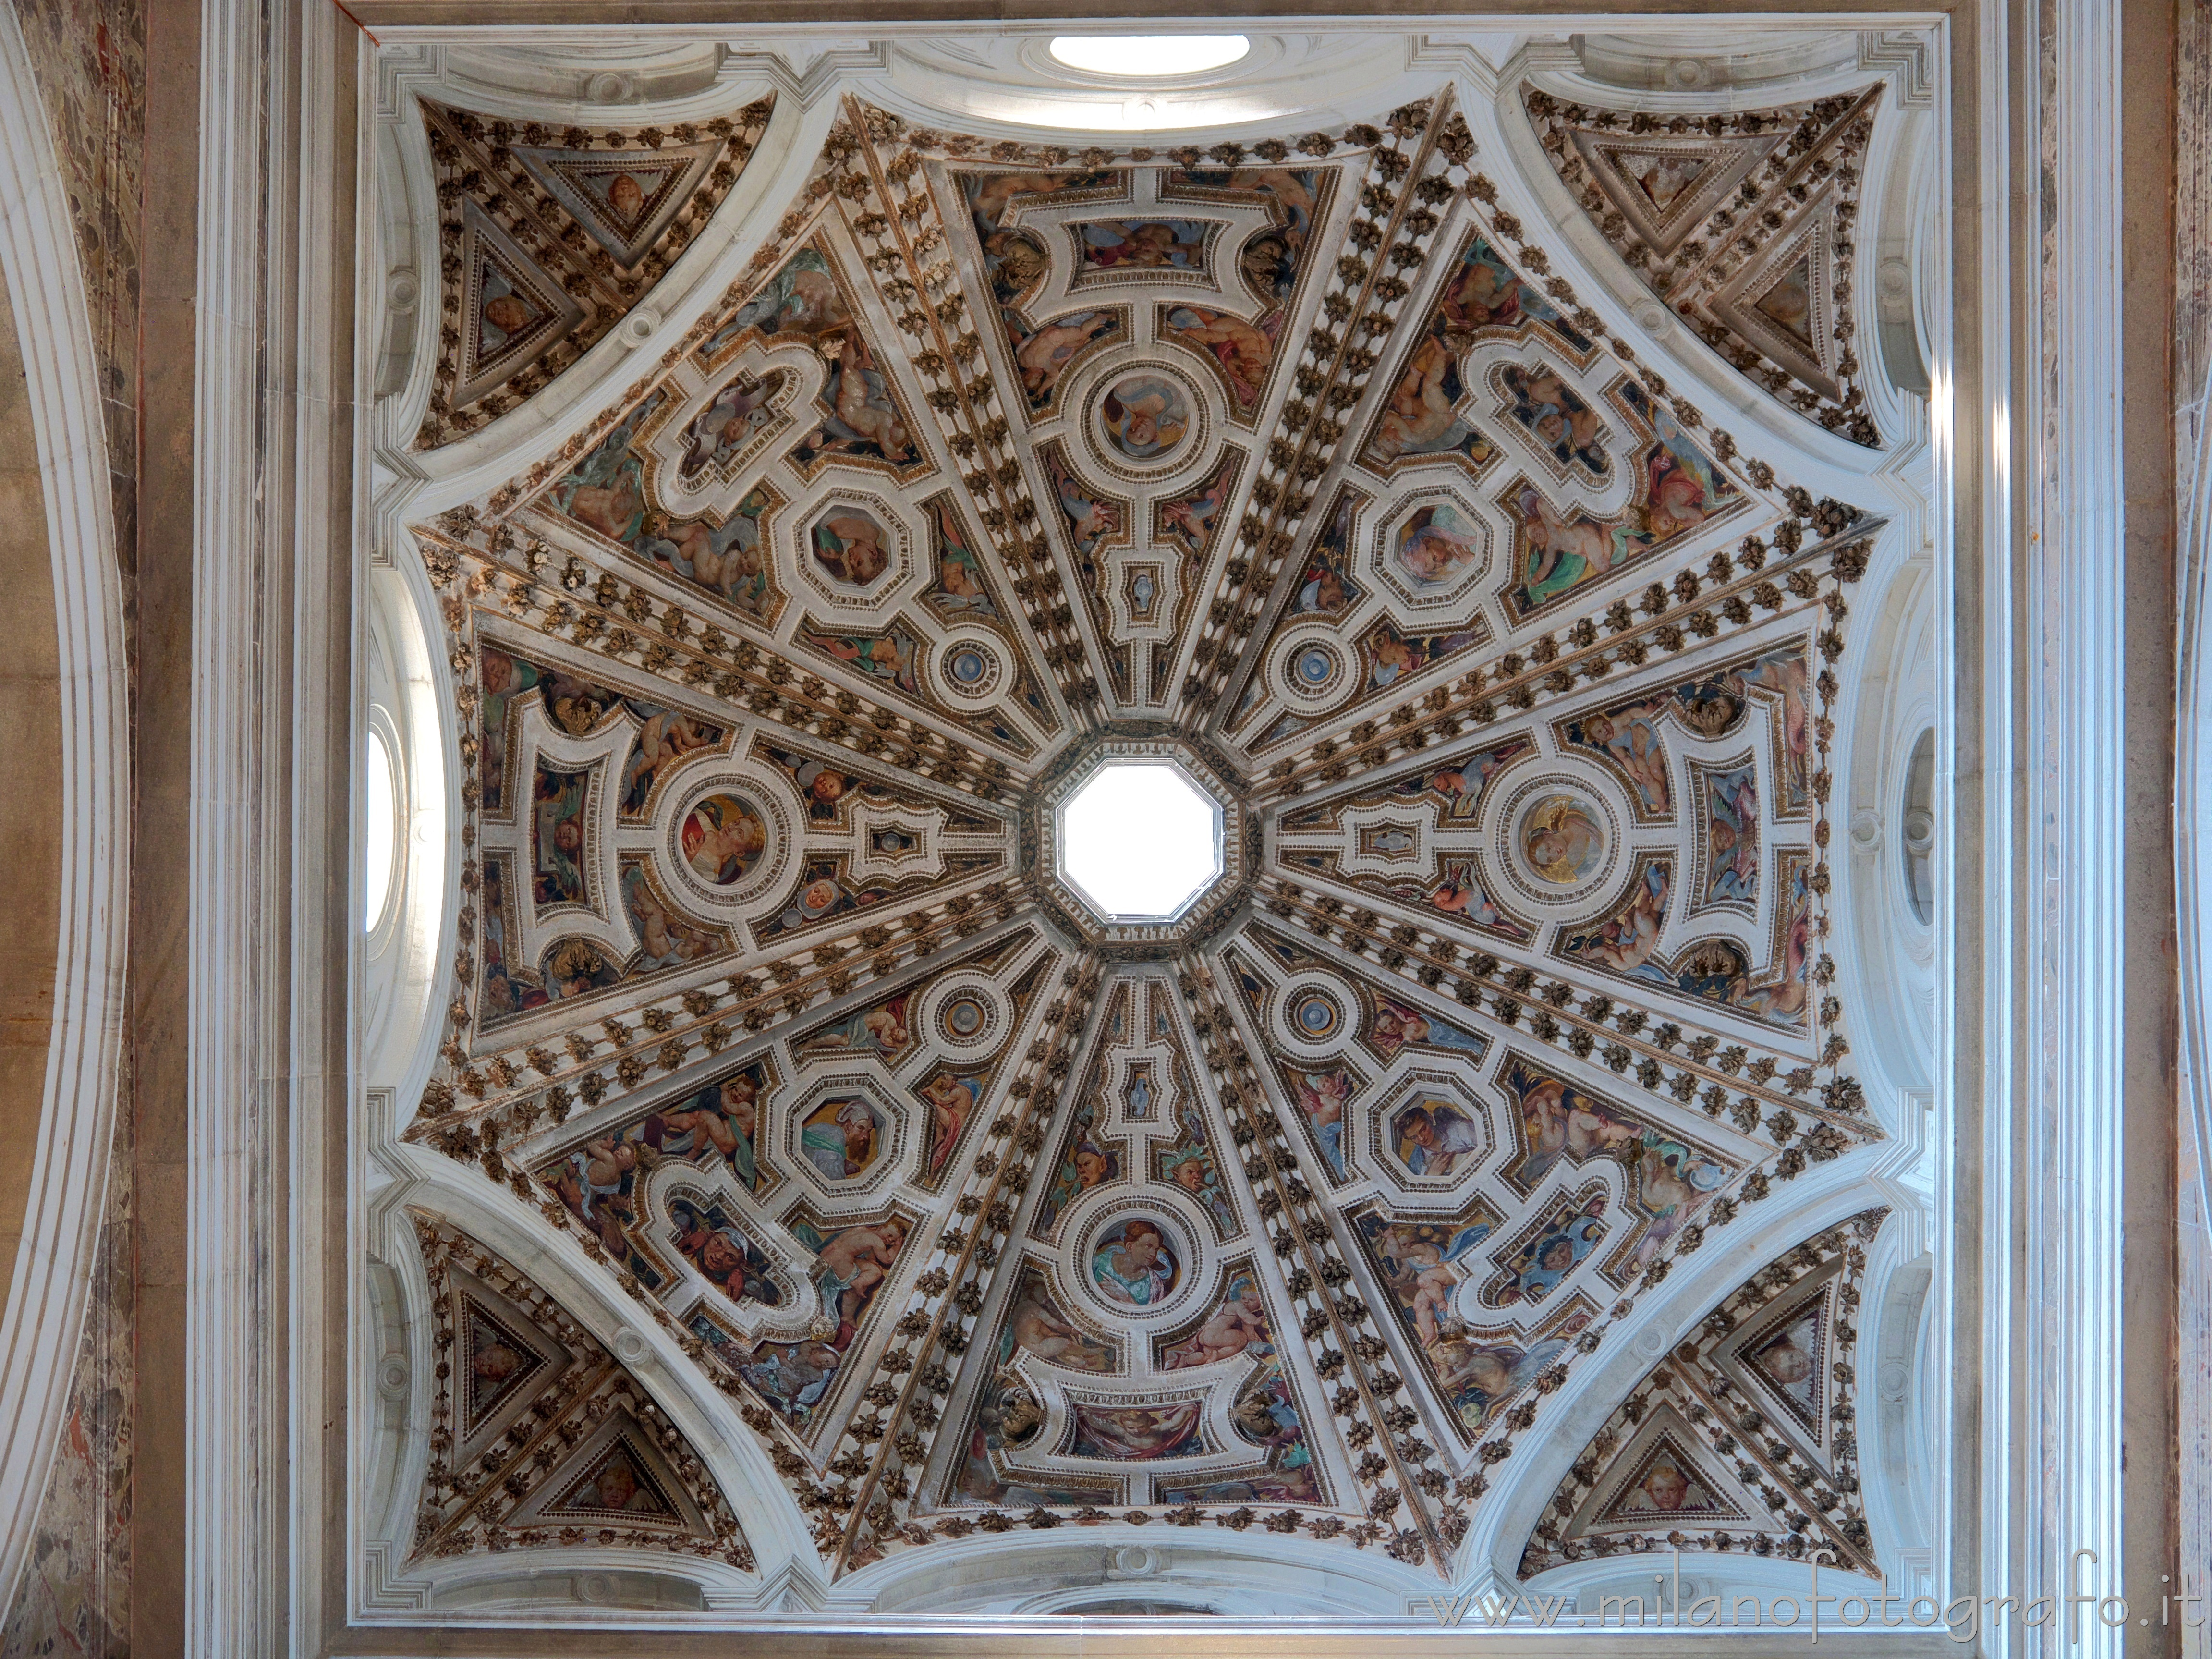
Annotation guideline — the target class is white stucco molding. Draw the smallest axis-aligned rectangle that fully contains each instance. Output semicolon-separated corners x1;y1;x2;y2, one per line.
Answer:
2178;358;2212;1297
0;0;135;1626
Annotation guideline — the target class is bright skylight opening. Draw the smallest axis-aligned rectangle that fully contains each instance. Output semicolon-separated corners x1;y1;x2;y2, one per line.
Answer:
1047;34;1251;77
365;727;400;931
1059;762;1222;921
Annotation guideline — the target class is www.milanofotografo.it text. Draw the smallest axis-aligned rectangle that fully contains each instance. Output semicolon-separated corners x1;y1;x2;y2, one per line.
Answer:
1422;1550;2204;1641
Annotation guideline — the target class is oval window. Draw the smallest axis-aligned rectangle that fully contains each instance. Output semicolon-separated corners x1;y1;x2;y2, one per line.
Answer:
365;726;401;932
1047;35;1250;76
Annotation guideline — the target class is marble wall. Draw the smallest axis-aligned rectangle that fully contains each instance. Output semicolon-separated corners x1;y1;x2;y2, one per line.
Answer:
0;2;141;1654
1;1112;134;1657
8;0;142;569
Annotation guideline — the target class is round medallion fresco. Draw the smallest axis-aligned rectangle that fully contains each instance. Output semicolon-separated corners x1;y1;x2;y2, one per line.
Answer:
948;645;991;686
1290;989;1343;1041
941;994;989;1041
1098;372;1191;463
679;793;769;887
1088;1215;1183;1309
1517;790;1609;887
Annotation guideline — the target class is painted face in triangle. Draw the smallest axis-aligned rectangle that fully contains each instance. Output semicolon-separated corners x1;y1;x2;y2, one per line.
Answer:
1754;256;1816;346
556;1447;673;1516
1618;1452;1717;1515
1627;152;1708;213
601;169;650;230
461;1305;544;1429
1748;1311;1822;1409
478;266;545;353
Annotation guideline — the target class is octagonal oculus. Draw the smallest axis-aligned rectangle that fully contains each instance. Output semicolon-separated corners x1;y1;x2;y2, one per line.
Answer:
1056;761;1224;923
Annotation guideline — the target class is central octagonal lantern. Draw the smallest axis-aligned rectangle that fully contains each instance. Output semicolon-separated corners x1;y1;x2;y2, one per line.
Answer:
1031;734;1250;953
1058;760;1222;920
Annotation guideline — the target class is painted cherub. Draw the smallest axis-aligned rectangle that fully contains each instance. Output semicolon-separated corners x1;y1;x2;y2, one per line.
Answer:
919;1072;972;1174
1378;1230;1465;1348
816;1217;908;1329
1171;1281;1272;1367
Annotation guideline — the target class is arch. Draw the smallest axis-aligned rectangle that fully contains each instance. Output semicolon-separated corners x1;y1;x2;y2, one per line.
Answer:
0;0;134;1619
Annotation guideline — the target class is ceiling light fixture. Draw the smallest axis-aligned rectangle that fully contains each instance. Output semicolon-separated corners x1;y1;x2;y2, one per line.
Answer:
1047;34;1251;77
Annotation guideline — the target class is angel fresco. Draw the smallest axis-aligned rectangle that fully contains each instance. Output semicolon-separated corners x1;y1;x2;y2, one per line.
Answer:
1357;734;1528;824
1365;619;1481;693
1361;1213;1491;1348
1078;218;1208;270
698;245;915;470
962;170;1124;410
1001;1263;1118;1373
1286;493;1364;617
802;627;922;696
540;1061;771;1259
1561;862;1670;978
1430;1334;1570;1436
1501;361;1608;475
1160;1274;1274;1369
545;396;781;620
1168;164;1323;291
1365;996;1488;1064
1156;458;1235;562
1498;1062;1729;1266
677;369;784;481
918;1070;984;1178
795;991;914;1062
1509;387;1734;616
720;1212;910;1429
1162;304;1280;414
1044;447;1123;557
618;707;720;816
1563;696;1675;817
1422;859;1531;941
1285;1066;1356;1181
1702;762;1761;905
622;866;720;971
479;646;729;819
1360;232;1592;475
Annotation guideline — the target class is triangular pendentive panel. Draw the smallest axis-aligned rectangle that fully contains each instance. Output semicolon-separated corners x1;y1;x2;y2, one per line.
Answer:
407;1211;754;1569
415;98;774;448
1517;1208;1886;1577
1579;1406;1760;1533
512;141;724;269
1524;85;1883;444
452;200;587;409
1569;131;1781;259
1707;197;1845;402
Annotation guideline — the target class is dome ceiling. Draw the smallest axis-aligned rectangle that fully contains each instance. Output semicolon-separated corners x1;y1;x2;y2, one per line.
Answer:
378;47;1919;1611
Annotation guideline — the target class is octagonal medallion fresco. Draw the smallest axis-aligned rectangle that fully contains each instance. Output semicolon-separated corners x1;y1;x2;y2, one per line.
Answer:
366;37;1932;1621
